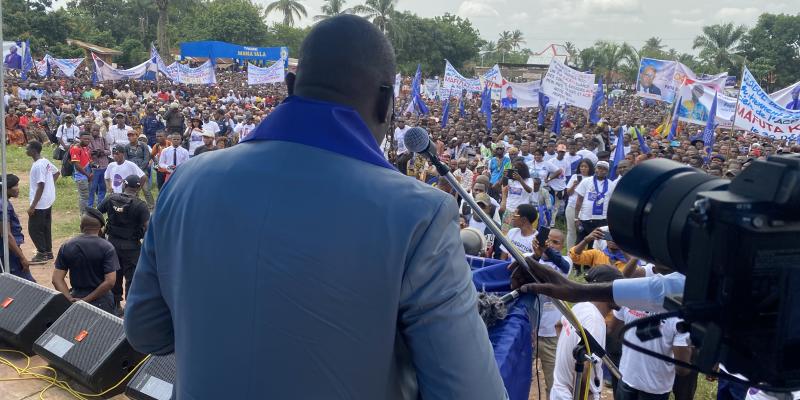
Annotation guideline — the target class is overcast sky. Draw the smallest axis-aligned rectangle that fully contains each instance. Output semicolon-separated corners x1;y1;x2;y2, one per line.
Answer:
261;0;796;55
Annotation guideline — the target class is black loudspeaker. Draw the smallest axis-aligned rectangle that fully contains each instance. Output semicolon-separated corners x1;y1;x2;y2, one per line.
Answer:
126;353;176;400
32;301;145;395
0;273;71;354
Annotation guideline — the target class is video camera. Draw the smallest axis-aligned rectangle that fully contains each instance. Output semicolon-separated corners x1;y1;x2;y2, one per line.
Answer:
608;154;800;389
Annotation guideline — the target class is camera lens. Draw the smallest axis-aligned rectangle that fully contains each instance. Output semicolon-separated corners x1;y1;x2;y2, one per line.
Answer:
608;159;728;273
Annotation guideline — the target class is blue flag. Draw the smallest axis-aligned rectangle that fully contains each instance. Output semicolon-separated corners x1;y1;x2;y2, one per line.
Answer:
482;85;493;130
634;126;651;154
441;93;451;129
702;93;718;163
459;95;465;117
21;40;34;81
589;76;604;124
607;96;614;108
552;104;562;135
610;127;626;180
409;64;429;115
667;96;682;141
537;91;549;126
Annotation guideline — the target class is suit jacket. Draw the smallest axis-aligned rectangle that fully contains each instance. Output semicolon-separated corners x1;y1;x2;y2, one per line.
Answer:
125;107;506;399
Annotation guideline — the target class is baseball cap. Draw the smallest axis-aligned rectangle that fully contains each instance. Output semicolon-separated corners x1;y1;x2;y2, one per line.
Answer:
123;175;141;188
556;144;567;152
112;145;126;154
596;161;610;169
586;265;623;283
201;131;215;138
114;112;125;118
0;174;20;188
573;133;584;139
475;193;492;207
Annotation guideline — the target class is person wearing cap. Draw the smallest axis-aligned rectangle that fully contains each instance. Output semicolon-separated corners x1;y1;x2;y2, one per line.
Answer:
26;141;60;264
98;175;150;315
52;209;119;313
193;131;216;156
549;264;622;400
108;112;133;147
0;174;35;281
574;160;616;246
125;131;155;208
105;146;146;195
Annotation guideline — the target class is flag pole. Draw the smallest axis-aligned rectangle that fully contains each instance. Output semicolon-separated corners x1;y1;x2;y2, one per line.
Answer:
0;3;8;273
729;57;747;134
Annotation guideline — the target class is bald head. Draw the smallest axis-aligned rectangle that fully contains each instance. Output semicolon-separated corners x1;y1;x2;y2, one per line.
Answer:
295;15;396;142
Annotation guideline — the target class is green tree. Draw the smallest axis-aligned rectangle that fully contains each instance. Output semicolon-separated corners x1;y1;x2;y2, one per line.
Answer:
640;37;666;59
314;0;352;22
352;0;397;34
509;29;525;51
179;0;269;45
264;0;307;27
267;23;311;58
496;31;513;62
692;23;747;74
479;40;496;66
564;42;578;65
117;38;146;67
741;13;800;87
590;41;637;83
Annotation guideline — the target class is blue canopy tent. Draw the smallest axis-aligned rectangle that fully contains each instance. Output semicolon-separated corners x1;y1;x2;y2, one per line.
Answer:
179;41;288;68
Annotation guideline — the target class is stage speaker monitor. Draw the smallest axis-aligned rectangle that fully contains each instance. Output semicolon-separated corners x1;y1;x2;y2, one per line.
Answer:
32;301;146;395
0;273;71;354
126;353;176;400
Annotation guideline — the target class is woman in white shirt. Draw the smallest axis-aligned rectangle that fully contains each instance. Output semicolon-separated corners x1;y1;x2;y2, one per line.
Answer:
185;117;204;156
564;159;594;249
499;160;533;234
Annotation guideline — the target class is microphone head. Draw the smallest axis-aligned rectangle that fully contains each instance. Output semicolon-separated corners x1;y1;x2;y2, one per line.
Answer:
403;127;431;153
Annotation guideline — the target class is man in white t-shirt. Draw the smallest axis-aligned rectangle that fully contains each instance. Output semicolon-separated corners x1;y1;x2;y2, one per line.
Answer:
499;203;538;259
610;306;691;399
202;113;220;137
234;114;257;141
26;141;60;264
108;113;134;146
105;146;145;194
574;161;616;246
56;114;80;151
551;266;622;400
393;118;413;174
530;228;572;397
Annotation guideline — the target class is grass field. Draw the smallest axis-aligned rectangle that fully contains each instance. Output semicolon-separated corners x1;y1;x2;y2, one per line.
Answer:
3;143;718;399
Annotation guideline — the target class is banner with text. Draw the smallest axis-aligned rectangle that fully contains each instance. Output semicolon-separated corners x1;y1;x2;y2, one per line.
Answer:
541;59;595;110
499;81;541;109
480;64;506;100
176;60;216;85
247;60;284;85
676;79;737;127
48;56;84;77
735;67;800;141
442;60;481;93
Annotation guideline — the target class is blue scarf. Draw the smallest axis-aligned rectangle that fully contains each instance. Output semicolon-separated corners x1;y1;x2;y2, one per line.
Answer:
591;177;608;216
603;247;627;263
241;96;396;171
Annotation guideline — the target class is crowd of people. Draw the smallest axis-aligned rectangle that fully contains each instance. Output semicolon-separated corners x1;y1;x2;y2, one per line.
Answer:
2;58;798;400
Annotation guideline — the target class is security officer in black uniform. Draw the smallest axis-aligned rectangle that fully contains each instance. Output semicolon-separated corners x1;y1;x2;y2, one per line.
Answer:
98;175;150;316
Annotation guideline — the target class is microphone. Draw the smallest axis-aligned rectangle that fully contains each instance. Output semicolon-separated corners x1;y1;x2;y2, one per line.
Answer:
403;126;448;175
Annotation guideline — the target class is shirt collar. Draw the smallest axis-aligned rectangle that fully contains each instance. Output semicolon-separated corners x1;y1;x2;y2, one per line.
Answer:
241;96;396;171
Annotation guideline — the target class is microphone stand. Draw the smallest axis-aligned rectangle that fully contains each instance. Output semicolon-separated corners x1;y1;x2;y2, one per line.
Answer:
421;151;622;381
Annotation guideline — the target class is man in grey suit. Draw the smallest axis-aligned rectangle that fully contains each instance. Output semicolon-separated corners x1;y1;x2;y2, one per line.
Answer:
124;15;507;400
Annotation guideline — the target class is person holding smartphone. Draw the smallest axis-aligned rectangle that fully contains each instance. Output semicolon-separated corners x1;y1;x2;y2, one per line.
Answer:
499;160;533;233
565;159;595;249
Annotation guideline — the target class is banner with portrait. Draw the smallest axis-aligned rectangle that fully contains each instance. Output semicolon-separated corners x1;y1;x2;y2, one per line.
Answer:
769;80;800;110
635;58;676;102
676;79;737;127
479;64;506;100
498;81;541;109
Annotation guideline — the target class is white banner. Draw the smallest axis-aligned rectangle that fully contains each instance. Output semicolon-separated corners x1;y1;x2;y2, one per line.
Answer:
394;73;401;98
541;59;595;110
93;53;158;81
176;61;216;85
770;81;800;110
423;79;440;99
442;60;481;93
247;60;285;85
247;60;284;85
735;67;800;141
479;64;506;100
676;79;737;127
499;81;541;109
49;56;84;77
635;58;728;103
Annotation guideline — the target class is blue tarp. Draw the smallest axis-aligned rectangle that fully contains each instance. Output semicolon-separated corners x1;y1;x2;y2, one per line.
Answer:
179;41;288;67
471;257;536;400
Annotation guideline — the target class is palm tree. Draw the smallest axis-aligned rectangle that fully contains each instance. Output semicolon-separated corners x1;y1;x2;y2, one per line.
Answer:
265;0;307;27
509;29;525;51
480;41;496;66
496;31;513;62
640;37;665;59
352;0;397;34
564;42;578;65
314;0;351;22
594;41;636;82
692;23;747;73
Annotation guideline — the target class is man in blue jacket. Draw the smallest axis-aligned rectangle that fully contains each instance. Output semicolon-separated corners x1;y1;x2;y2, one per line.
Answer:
125;15;507;400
